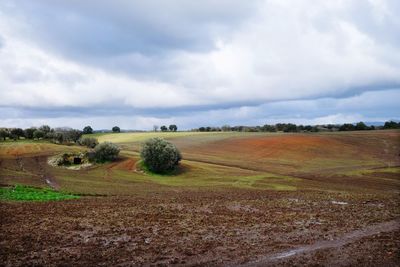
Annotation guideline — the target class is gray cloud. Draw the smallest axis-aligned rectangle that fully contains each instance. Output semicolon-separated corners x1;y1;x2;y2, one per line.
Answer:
0;0;399;129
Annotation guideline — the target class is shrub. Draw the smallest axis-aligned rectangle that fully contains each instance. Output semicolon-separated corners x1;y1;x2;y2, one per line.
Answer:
140;137;182;173
33;130;45;139
94;142;120;162
65;129;83;142
78;137;98;148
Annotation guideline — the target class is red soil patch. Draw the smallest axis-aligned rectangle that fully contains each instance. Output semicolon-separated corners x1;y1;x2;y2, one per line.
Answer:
230;135;343;158
107;158;137;171
180;132;400;175
183;134;353;162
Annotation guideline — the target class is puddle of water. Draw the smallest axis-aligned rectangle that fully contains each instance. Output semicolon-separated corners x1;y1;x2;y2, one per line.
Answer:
272;249;302;259
331;201;348;205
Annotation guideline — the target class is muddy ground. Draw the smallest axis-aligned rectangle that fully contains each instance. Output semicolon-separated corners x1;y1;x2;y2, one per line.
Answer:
1;189;399;266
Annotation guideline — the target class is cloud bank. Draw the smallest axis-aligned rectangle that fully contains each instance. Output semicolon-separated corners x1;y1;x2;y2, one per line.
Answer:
0;0;399;129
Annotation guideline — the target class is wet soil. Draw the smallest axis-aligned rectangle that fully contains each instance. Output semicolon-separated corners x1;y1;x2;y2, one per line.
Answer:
1;190;399;266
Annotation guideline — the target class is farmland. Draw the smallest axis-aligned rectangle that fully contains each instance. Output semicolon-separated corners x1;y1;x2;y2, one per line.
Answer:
1;130;399;266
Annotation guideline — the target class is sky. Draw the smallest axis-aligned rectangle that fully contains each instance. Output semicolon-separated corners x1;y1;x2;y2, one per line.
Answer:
0;0;399;130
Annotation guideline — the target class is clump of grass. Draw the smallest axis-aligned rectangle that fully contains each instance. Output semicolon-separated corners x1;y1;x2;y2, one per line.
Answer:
0;185;79;201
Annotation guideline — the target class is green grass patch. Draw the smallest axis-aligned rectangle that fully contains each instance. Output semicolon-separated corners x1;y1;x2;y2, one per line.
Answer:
343;166;400;176
0;185;80;201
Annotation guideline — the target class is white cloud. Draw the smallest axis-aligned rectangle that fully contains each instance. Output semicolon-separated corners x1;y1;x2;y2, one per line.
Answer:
0;0;399;128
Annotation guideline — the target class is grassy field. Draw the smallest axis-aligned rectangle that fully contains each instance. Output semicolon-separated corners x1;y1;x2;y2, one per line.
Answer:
1;130;399;266
1;130;399;194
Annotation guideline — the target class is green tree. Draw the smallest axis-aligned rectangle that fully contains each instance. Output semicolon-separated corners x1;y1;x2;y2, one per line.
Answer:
10;128;24;140
339;123;355;131
83;126;93;134
140;138;182;173
355;121;368;131
160;125;168;132
65;129;83;142
383;121;400;129
39;125;51;134
283;123;298;133
33;130;45;139
169;124;178;132
262;124;276;132
24;128;36;139
112;126;121;133
0;129;8;141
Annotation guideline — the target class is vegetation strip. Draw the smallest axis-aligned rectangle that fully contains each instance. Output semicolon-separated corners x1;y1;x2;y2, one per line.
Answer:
0;185;79;201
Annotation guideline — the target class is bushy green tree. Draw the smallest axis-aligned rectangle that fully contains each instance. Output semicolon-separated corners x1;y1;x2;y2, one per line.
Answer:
0;129;8;141
24;128;36;139
140;137;182;173
33;130;45;139
355;121;368;131
10;128;24;140
169;124;177;132
83;126;93;134
160;125;168;132
65;129;83;142
39;125;51;134
283;123;298;133
78;137;98;148
94;142;120;162
262;124;276;132
339;123;355;131
112;126;121;133
383;121;400;129
54;132;64;143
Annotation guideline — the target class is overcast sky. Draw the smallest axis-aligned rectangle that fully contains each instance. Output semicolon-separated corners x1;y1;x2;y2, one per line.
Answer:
0;0;399;130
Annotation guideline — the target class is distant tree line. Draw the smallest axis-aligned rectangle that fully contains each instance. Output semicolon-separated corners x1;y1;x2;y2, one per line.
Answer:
193;121;400;133
0;125;84;143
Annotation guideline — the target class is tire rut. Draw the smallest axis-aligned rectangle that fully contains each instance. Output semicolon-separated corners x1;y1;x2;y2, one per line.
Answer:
240;219;400;266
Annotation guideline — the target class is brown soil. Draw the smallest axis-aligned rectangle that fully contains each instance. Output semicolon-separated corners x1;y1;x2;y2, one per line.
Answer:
1;190;399;266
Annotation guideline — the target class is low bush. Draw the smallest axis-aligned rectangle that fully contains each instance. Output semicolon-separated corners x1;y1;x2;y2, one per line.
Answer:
94;142;120;162
140;137;182;173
